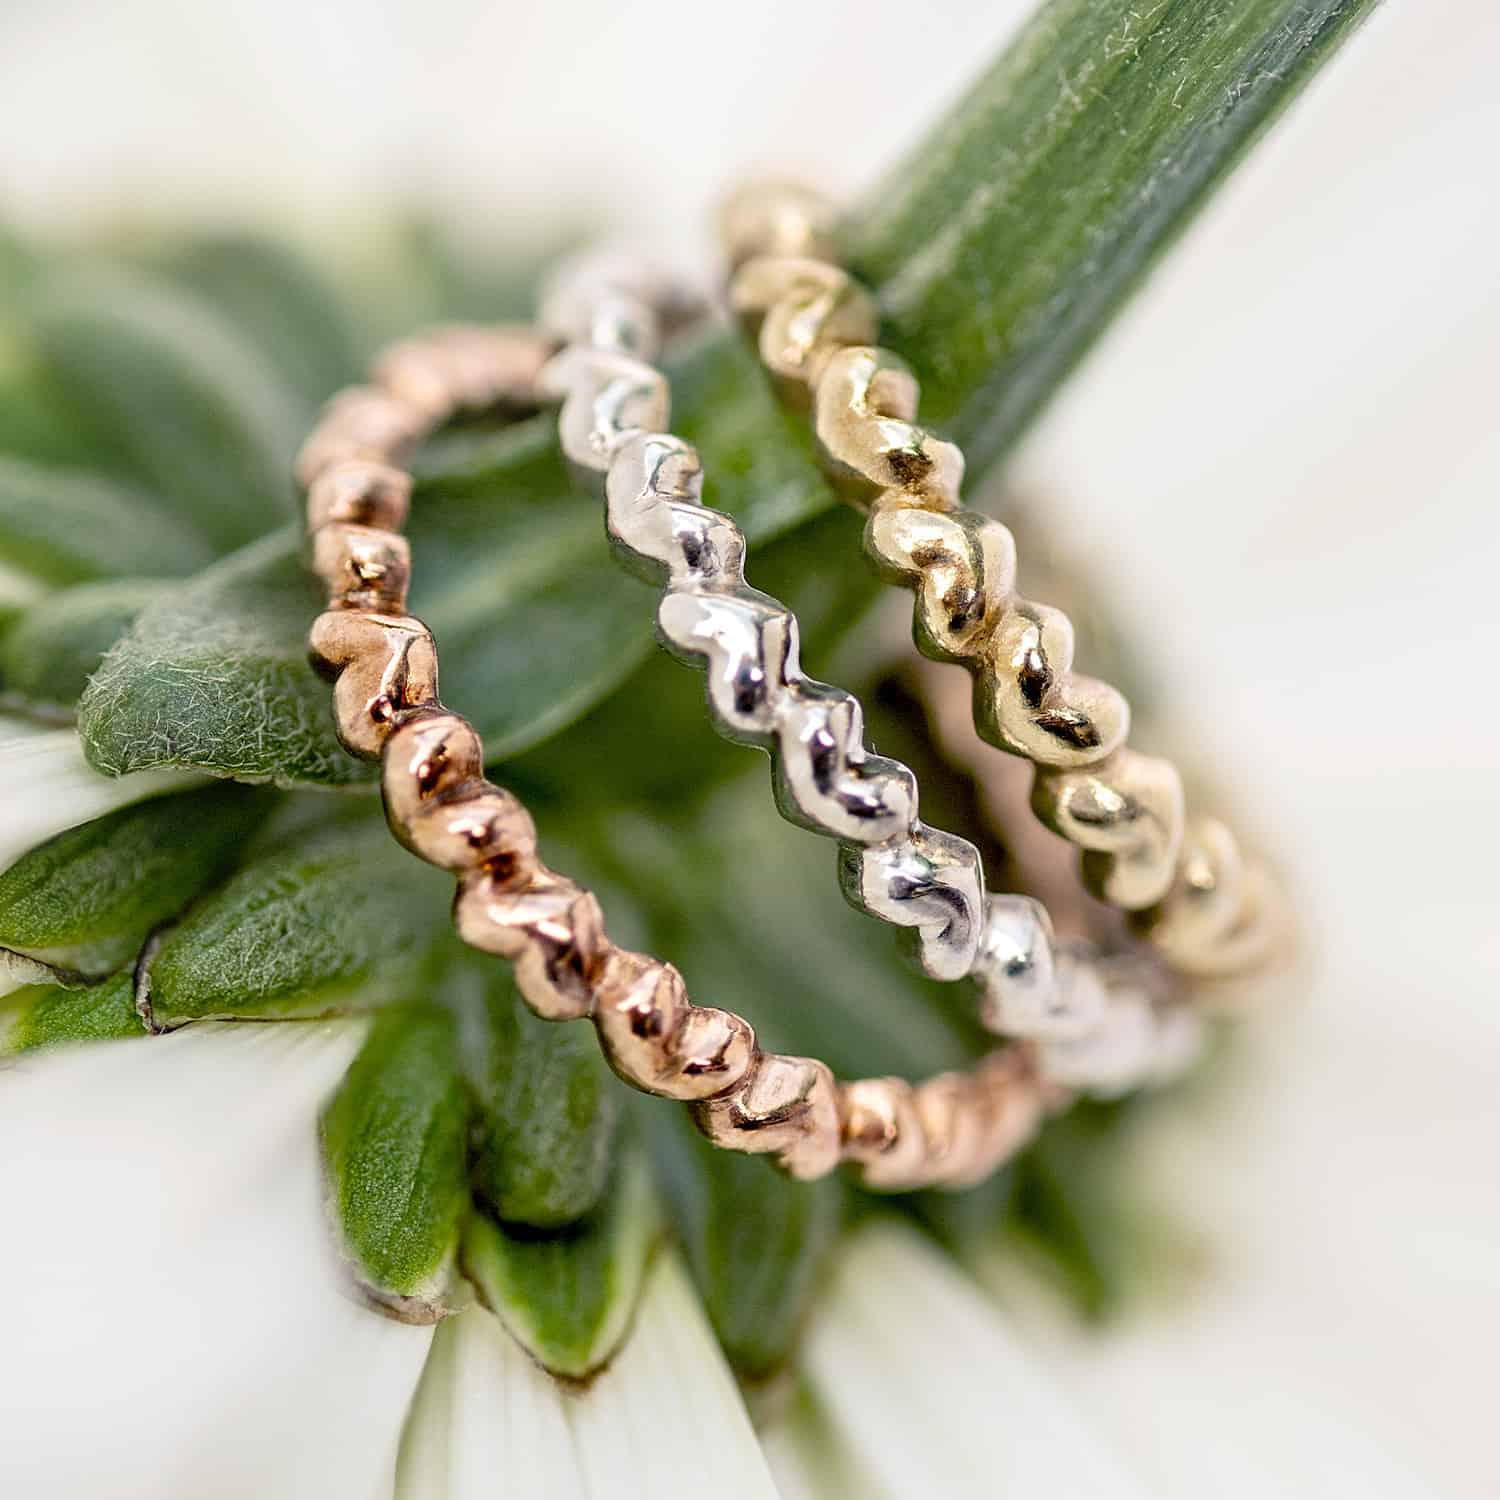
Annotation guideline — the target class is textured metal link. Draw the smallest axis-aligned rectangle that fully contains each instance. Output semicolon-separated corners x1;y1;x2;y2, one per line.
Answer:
721;182;1284;982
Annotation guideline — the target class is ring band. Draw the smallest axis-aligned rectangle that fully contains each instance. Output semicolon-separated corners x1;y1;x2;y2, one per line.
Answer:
300;306;1192;1191
721;182;1286;981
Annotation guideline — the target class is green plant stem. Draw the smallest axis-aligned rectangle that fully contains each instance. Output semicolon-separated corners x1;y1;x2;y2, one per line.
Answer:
847;0;1380;476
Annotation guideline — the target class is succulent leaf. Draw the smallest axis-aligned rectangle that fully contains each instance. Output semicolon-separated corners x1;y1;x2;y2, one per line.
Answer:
644;1102;845;1379
1;578;166;710
0;973;145;1052
0;456;211;588
321;1003;471;1315
463;1151;659;1379
0;780;273;983
138;809;451;1025
848;0;1380;477
469;961;621;1230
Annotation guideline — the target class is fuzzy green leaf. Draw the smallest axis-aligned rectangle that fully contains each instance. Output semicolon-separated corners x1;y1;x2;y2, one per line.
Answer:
76;530;367;786
0;973;145;1054
0;781;271;982
463;1152;658;1379
470;965;620;1230
643;1102;844;1378
847;0;1379;478
25;268;302;551
1;578;165;710
0;457;211;588
139;809;451;1025
321;1004;470;1314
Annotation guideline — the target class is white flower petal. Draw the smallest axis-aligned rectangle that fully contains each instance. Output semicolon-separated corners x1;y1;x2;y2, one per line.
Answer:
793;1221;1149;1500
0;1020;434;1500
564;1254;780;1499
0;720;202;875
394;1303;577;1498
397;1252;782;1500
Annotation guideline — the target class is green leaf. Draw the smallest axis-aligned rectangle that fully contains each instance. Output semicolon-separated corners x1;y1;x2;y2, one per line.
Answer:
139;808;452;1025
847;0;1379;479
161;234;363;410
0;367;85;471
470;963;621;1230
0;781;272;982
0;973;145;1054
25;268;302;550
77;530;367;787
642;1101;844;1378
463;1151;658;1379
321;1004;470;1316
0;457;211;587
1;578;164;710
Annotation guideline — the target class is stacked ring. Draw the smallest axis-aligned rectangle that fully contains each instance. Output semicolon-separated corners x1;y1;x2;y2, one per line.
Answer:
535;254;1200;1095
300;285;1197;1191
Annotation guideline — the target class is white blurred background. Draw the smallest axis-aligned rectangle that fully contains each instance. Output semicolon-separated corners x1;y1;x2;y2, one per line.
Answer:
2;1;1496;1496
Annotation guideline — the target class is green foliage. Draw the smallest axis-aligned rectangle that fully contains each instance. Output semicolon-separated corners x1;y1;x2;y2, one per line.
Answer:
849;0;1378;475
0;457;209;587
470;964;621;1230
139;810;452;1024
78;333;837;788
463;1152;659;1379
159;235;364;409
0;973;145;1053
26;268;301;550
644;1101;845;1379
78;530;369;786
321;1005;471;1308
0;781;272;981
